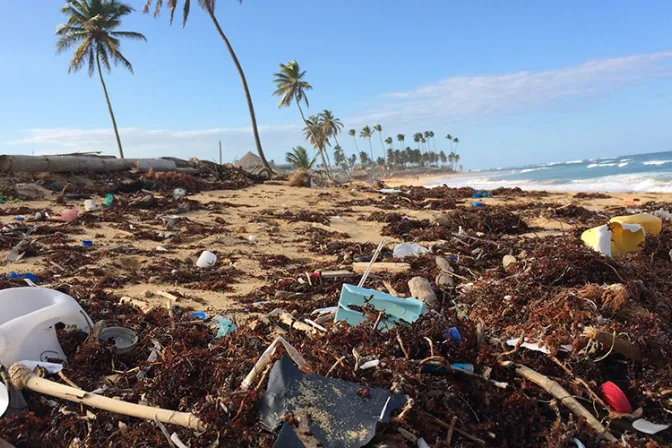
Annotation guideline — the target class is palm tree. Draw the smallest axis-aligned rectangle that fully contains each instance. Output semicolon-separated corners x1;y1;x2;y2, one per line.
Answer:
413;133;422;151
57;0;146;159
285;145;315;170
360;126;374;160
320;110;343;148
333;145;345;167
348;129;360;153
272;60;330;176
439;151;447;165
448;152;455;170
428;131;436;152
359;151;369;167
302;115;331;172
373;124;384;156
423;131;431;152
145;0;273;174
446;134;453;151
396;134;405;150
385;136;393;148
453;137;460;152
454;153;461;168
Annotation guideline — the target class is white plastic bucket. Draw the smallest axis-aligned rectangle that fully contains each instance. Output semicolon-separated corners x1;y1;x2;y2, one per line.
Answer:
197;251;217;268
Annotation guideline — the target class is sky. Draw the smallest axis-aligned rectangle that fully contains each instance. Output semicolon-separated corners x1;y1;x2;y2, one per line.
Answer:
1;1;672;170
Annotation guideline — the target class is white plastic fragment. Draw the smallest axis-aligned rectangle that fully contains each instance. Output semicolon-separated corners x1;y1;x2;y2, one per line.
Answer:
632;418;670;434
417;438;430;448
506;338;572;354
17;360;64;374
393;243;429;259
197;251;217;268
360;360;380;370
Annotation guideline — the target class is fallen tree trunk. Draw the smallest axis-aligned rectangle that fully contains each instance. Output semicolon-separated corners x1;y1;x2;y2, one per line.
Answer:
9;363;205;431
0;155;177;173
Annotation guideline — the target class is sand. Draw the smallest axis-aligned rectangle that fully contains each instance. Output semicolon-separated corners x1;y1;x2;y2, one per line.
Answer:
2;181;671;314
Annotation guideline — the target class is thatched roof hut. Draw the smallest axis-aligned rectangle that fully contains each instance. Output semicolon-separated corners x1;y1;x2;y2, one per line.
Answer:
234;152;265;174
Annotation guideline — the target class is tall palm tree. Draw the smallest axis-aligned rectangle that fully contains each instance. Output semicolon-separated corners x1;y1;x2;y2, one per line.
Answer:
453;137;460;152
454;153;461;169
57;0;146;159
373;124;384;157
445;134;453;152
396;134;405;151
448;151;455;170
348;129;360;153
428;131;436;152
423;131;431;152
413;133;422;151
384;137;393;148
145;0;273;175
360;126;374;160
272;60;330;176
319;110;343;148
285;145;315;170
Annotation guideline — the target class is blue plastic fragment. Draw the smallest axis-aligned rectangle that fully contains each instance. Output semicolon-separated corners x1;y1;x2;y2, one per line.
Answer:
451;363;474;373
571;438;586;448
82;240;93;247
214;315;237;338
6;272;40;284
15;216;25;221
190;311;207;320
445;327;462;342
472;201;484;207
335;284;426;331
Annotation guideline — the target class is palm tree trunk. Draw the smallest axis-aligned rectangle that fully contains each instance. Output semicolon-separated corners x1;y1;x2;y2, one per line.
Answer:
296;102;331;177
96;52;124;159
378;135;385;159
205;6;273;176
368;139;373;160
352;136;360;152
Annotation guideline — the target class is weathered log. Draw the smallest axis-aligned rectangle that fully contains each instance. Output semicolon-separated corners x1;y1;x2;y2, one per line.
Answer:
0;155;177;173
352;262;411;274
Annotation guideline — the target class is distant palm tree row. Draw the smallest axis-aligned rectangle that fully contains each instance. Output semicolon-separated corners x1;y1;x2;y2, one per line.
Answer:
56;0;461;177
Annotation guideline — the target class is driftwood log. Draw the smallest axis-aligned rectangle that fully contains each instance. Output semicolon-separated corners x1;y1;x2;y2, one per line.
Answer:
0;155;178;173
352;262;411;274
8;363;205;431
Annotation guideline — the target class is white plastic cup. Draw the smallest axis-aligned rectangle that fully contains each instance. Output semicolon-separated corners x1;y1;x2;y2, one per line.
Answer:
197;251;217;268
84;200;97;211
248;235;257;243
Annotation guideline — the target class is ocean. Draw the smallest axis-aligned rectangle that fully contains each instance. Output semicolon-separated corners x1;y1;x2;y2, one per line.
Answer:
428;150;672;193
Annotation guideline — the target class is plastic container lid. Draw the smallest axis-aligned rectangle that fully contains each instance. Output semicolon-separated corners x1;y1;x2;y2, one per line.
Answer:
601;381;632;413
99;327;138;355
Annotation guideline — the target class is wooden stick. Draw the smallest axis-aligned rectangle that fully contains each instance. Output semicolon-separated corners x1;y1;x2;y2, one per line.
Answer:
352;262;410;274
419;412;486;446
583;327;641;361
9;363;205;431
501;361;617;442
155;290;179;303
446;415;458;445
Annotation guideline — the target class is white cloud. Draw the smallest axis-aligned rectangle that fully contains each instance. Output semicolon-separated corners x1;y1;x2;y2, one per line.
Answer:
5;51;672;160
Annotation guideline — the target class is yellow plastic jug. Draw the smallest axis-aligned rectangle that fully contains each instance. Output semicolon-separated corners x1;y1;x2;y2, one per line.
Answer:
581;222;646;256
609;213;662;236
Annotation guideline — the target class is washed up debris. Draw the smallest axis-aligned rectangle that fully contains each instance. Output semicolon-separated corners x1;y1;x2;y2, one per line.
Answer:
47;208;79;223
601;381;632;413
4;273;40;284
408;277;438;308
352;262;410;274
260;356;407;448
582;213;663;256
502;254;516;269
378;188;402;194
393;242;429;258
197;250;217;268
83;199;97;211
0;288;91;366
335;284;426;330
98;327;138;355
213;315;237;338
632;418;670;435
241;336;309;391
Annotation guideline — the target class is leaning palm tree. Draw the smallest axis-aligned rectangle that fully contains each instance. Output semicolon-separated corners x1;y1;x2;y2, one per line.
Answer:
373;124;384;157
285;145;315;170
360;126;374;160
302;115;331;173
57;0;146;159
348;129;360;153
145;0;273;175
272;60;331;176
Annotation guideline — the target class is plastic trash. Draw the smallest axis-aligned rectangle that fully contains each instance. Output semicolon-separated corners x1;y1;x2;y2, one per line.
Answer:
417;438;430;448
451;363;475;373
104;194;114;207
0;384;8;417
445;327;462;343
197;251;217;268
393;243;429;259
5;272;40;284
581;222;645;256
601;381;632;413
335;284;426;331
571;438;586;448
173;188;187;196
472;201;484;207
190;311;206;321
0;287;91;366
99;327;138;355
82;240;93;247
632;418;670;434
16;360;64;374
48;208;79;223
15;216;24;221
378;188;402;194
214;315;237;338
359;360;380;370
84;200;97;211
654;208;672;219
610;213;662;236
260;356;407;447
248;235;257;243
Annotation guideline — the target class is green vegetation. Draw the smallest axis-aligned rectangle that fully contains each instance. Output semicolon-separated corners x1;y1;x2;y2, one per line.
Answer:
285;146;315;170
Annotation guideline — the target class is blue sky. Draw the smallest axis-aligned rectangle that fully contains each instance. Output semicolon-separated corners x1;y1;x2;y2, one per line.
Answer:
2;1;672;169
